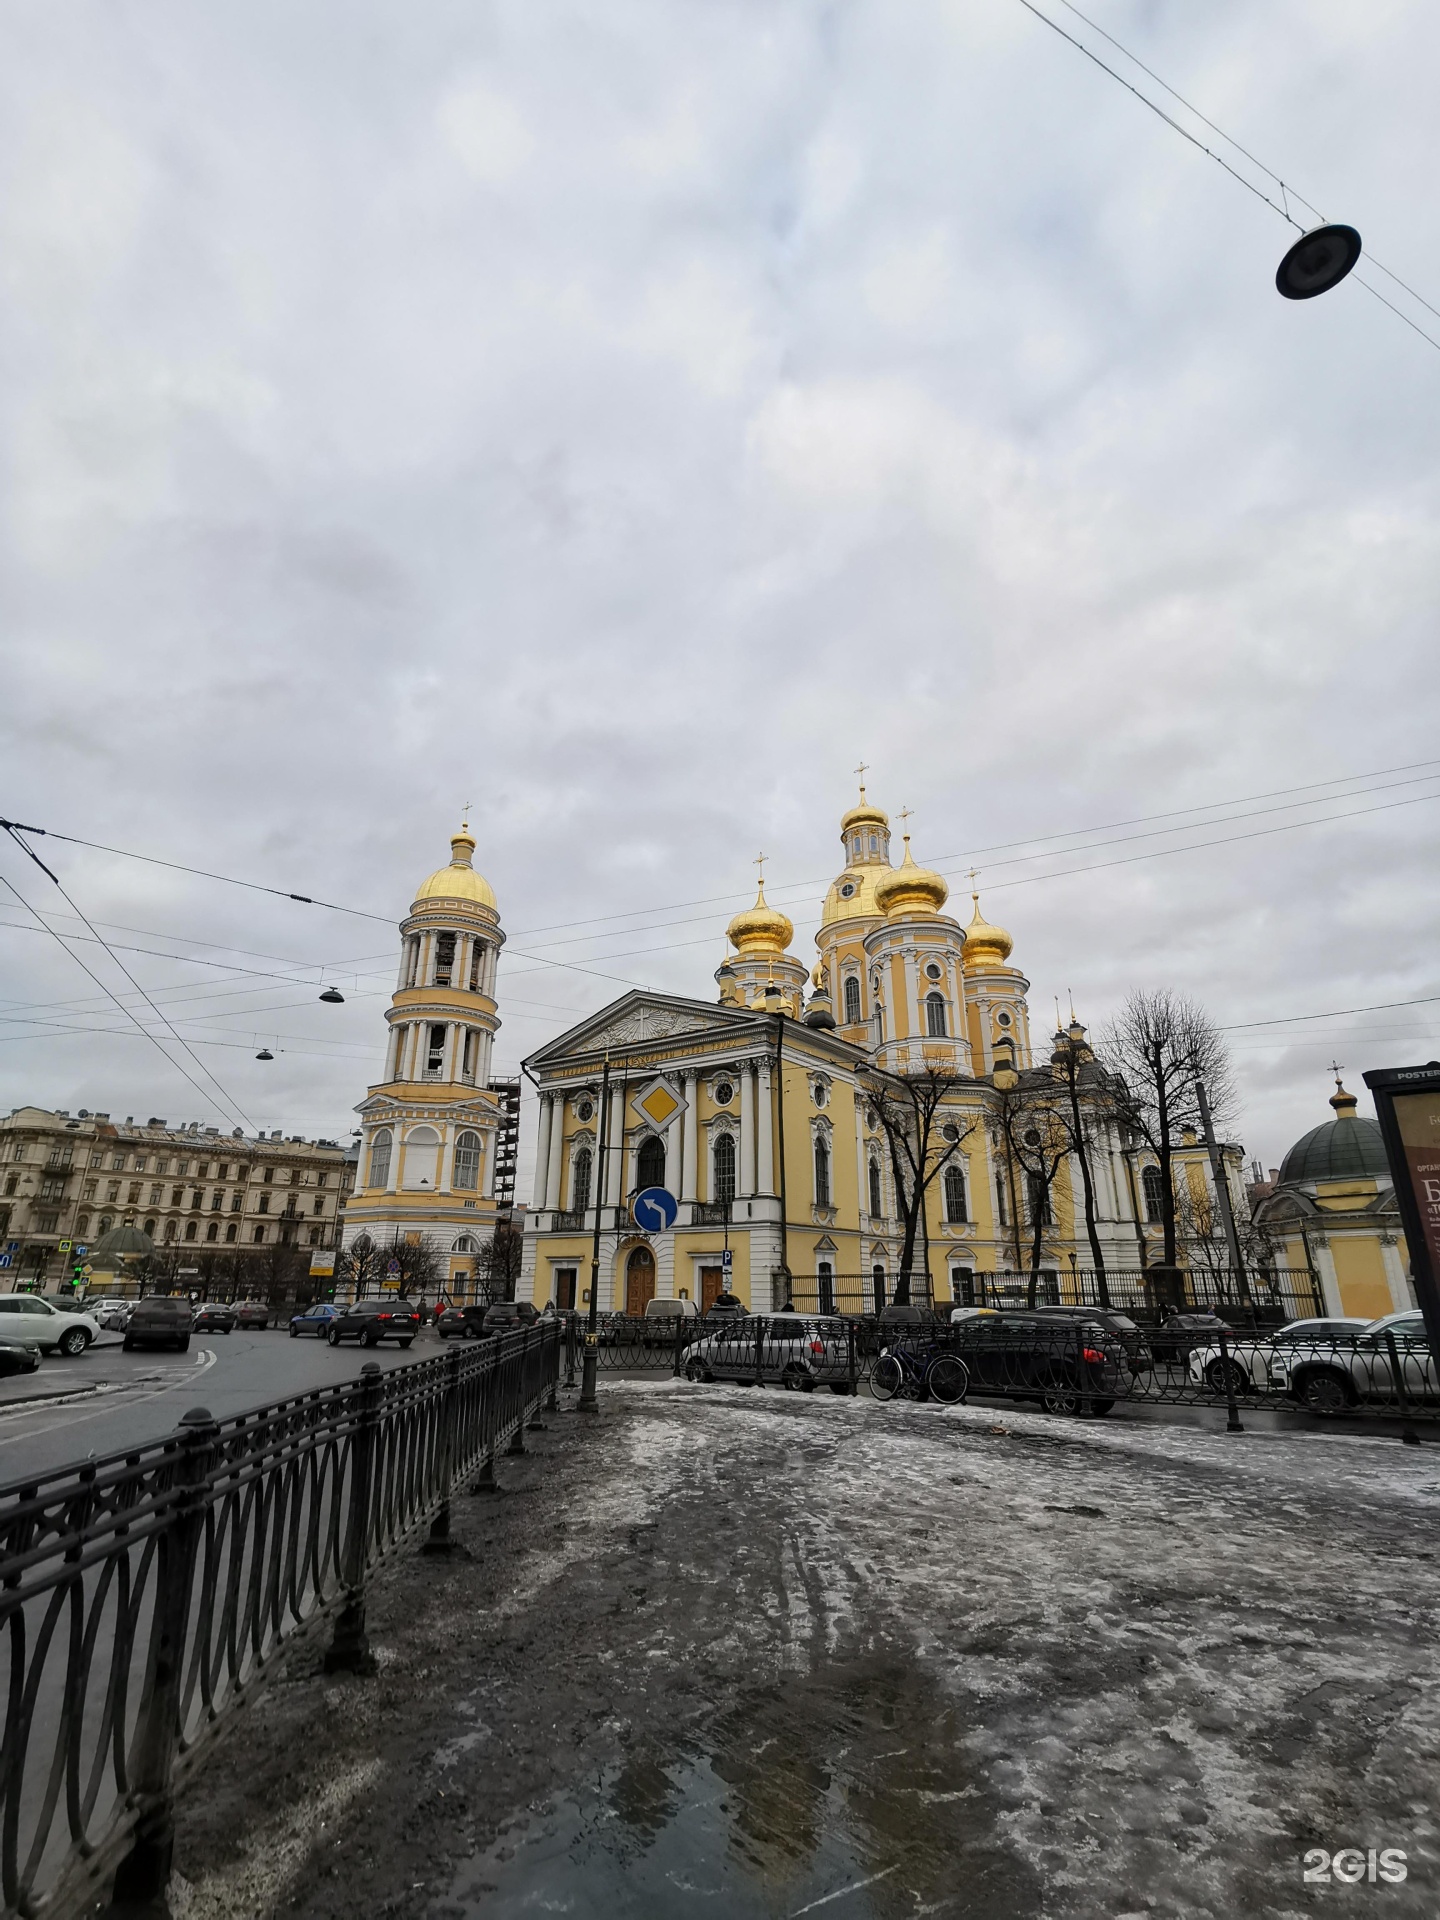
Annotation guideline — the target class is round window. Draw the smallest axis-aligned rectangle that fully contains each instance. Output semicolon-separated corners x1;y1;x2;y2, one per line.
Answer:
839;882;857;899
812;1079;828;1107
1023;1128;1041;1147
925;962;942;981
997;1011;1012;1028
576;1099;594;1122
713;1081;734;1106
941;1123;960;1143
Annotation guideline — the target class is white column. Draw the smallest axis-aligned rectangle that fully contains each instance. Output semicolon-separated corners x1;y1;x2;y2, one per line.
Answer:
739;1066;756;1196
545;1101;564;1210
605;1083;626;1205
757;1061;774;1194
904;948;920;1041
532;1094;553;1210
444;1023;463;1083
1380;1237;1414;1311
1311;1239;1344;1317
681;1074;698;1202
396;940;411;992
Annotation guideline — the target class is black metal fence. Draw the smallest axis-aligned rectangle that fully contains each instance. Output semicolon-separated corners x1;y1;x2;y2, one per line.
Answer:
0;1323;558;1920
780;1266;1327;1323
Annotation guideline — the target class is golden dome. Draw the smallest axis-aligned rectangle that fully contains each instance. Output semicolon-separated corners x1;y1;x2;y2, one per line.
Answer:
727;880;793;954
413;825;498;910
873;836;949;918
962;889;1013;969
841;798;889;833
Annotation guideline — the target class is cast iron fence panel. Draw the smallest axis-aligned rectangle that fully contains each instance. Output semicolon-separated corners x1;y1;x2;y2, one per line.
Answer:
0;1323;558;1920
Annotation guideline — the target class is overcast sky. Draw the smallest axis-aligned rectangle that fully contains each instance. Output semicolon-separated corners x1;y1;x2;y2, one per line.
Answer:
2;0;1438;1185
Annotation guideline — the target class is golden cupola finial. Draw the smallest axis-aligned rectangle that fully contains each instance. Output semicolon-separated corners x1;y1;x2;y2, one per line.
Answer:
873;832;948;919
1329;1072;1358;1119
413;818;497;909
727;856;794;955
962;882;1012;969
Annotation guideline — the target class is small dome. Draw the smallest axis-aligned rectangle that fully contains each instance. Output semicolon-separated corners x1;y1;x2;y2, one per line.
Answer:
727;880;793;954
1278;1081;1391;1186
90;1223;154;1263
962;890;1013;969
414;825;498;910
874;837;949;918
842;799;889;833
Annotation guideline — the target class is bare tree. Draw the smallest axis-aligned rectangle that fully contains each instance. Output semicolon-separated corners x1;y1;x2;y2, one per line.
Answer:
474;1219;524;1303
995;1087;1070;1306
863;1066;976;1306
1048;1024;1113;1308
376;1232;442;1300
337;1233;386;1299
1104;989;1236;1270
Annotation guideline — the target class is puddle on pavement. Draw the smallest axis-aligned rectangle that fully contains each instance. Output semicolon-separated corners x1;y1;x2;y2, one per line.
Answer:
449;1663;1035;1918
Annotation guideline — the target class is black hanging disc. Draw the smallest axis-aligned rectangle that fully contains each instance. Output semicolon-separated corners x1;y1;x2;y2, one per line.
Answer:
1276;224;1362;300
318;986;345;1003
256;1048;274;1060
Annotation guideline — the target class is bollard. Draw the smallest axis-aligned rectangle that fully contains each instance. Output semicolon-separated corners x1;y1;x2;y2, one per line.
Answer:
1216;1328;1245;1435
324;1363;384;1674
423;1345;463;1554
673;1312;685;1378
103;1408;219;1918
847;1320;858;1398
578;1329;599;1414
754;1315;765;1389
1383;1327;1422;1447
564;1314;578;1390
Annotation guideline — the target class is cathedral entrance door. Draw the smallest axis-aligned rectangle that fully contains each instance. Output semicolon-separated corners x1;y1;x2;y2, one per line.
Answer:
699;1266;723;1314
625;1246;656;1318
555;1267;577;1312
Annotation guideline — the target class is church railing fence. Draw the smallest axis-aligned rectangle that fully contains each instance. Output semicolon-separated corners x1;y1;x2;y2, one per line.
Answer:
0;1323;559;1920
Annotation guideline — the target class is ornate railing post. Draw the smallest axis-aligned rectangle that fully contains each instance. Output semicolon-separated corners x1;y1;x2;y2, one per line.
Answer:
423;1345;463;1555
103;1406;218;1920
564;1313;577;1390
1383;1327;1421;1447
1217;1328;1245;1435
847;1320;858;1397
324;1362;383;1676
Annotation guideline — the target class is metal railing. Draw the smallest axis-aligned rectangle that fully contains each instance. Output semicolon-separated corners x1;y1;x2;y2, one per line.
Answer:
0;1323;559;1920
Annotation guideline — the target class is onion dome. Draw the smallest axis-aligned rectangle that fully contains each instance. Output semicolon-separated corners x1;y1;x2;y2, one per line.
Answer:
727;879;794;954
842;796;889;834
873;836;949;919
962;889;1013;969
414;824;497;910
1278;1079;1390;1186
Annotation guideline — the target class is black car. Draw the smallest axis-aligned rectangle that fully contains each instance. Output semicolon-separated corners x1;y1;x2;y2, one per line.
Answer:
437;1305;488;1340
0;1337;42;1378
480;1301;539;1338
123;1296;193;1353
1147;1312;1234;1366
192;1303;237;1334
949;1309;1145;1415
325;1300;420;1348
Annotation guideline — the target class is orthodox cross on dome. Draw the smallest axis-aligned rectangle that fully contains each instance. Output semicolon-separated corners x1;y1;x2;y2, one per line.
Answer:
754;851;768;886
1329;1059;1345;1083
461;799;472;827
854;761;869;798
897;805;913;832
966;865;980;900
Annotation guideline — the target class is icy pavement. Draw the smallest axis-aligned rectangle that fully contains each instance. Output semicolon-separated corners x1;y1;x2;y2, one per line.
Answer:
163;1380;1440;1919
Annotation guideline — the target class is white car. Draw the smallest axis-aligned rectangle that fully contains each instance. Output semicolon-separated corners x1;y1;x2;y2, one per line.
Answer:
1187;1317;1370;1395
0;1293;101;1357
1267;1310;1435;1413
684;1315;852;1391
90;1300;134;1331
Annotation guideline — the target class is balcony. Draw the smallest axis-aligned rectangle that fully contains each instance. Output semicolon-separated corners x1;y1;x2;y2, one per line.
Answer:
690;1201;733;1226
551;1210;585;1232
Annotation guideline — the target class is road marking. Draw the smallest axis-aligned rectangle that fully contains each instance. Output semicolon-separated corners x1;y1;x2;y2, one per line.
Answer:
0;1348;218;1451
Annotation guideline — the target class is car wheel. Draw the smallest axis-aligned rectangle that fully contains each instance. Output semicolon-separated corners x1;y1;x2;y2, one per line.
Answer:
1089;1398;1115;1416
122;1335;135;1352
781;1364;814;1393
176;1336;190;1352
400;1338;413;1349
684;1358;711;1383
1204;1358;1248;1396
828;1382;851;1395
1041;1382;1081;1417
327;1328;340;1347
58;1327;87;1358
289;1325;298;1338
363;1331;380;1348
1300;1369;1354;1414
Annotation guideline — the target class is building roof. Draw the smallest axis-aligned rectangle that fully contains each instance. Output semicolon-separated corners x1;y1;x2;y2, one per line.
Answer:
413;825;498;911
1277;1082;1391;1186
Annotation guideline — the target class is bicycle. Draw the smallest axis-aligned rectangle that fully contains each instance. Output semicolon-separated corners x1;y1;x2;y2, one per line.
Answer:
869;1340;969;1406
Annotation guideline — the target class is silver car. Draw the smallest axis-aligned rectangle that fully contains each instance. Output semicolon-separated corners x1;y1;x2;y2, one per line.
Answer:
1267;1311;1435;1413
1187;1316;1369;1395
684;1315;852;1392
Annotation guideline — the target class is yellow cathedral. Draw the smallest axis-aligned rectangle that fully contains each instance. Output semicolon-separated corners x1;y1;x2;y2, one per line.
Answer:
519;784;1252;1316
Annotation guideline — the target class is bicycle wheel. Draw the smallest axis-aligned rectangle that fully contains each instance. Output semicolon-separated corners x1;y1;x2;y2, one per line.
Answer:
869;1353;905;1402
925;1354;969;1405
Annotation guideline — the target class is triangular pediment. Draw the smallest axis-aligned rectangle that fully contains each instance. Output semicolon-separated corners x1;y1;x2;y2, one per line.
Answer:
524;990;759;1070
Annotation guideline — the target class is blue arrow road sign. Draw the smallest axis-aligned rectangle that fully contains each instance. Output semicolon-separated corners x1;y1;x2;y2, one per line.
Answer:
0;1255;11;1270
632;1187;678;1232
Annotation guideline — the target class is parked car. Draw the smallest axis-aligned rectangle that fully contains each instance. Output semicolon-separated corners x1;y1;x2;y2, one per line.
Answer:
1268;1311;1435;1413
192;1302;237;1334
437;1305;488;1339
685;1315;851;1391
325;1300;420;1348
123;1296;193;1353
0;1293;100;1357
480;1301;539;1338
289;1302;341;1338
948;1310;1147;1415
0;1336;42;1376
642;1297;700;1346
90;1299;135;1331
950;1306;999;1326
1186;1317;1370;1395
233;1300;271;1330
1148;1312;1237;1367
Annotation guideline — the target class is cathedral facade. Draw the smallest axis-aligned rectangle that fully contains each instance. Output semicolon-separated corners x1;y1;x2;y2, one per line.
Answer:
519;787;1239;1315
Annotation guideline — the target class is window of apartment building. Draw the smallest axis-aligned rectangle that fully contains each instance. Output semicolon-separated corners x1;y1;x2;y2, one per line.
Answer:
46;1147;70;1169
107;1181;120;1203
171;1186;183;1206
252;1225;266;1244
134;1157;147;1174
263;1167;274;1184
156;1159;170;1175
312;1196;324;1215
309;1227;322;1246
287;1168;298;1185
149;1186;162;1205
184;1222;197;1241
225;1223;237;1242
83;1181;96;1201
76;1213;90;1236
37;1212;58;1233
143;1217;156;1236
317;1172;328;1188
210;1191;223;1210
88;1151;104;1168
189;1190;202;1210
230;1193;242;1211
110;1154;124;1171
127;1183;141;1205
257;1195;268;1214
3;1176;16;1198
164;1220;177;1242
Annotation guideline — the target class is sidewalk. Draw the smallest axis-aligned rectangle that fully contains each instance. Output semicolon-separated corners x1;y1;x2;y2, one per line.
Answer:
154;1380;1440;1920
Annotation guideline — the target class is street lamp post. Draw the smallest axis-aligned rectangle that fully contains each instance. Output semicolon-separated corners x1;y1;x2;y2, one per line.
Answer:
578;1056;611;1413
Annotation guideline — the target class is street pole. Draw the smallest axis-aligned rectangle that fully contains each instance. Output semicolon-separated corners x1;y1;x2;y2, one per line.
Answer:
1193;1077;1250;1307
578;1056;611;1414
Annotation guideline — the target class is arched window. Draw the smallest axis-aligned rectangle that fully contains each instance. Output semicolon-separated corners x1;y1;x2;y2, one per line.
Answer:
402;1125;439;1190
453;1130;481;1191
1142;1164;1165;1223
205;1222;218;1242
163;1219;177;1242
224;1223;237;1242
453;1234;477;1254
926;992;947;1038
818;1261;835;1316
572;1148;592;1214
75;1213;90;1237
814;1137;831;1206
944;1164;967;1223
184;1221;197;1242
843;976;862;1024
143;1217;156;1237
868;1158;882;1216
636;1135;665;1191
713;1133;736;1204
368;1129;393;1189
1027;1174;1052;1227
871;1264;886;1311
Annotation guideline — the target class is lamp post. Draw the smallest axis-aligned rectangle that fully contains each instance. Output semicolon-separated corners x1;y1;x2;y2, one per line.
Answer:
1192;1076;1250;1307
578;1055;611;1413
